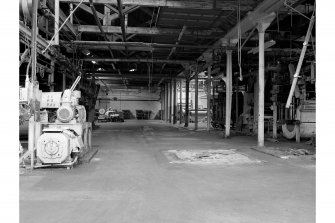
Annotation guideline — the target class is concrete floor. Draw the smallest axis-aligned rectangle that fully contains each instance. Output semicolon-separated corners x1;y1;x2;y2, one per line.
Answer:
20;120;315;223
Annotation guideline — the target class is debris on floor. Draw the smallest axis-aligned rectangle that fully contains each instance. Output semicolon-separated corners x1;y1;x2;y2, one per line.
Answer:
163;149;262;165
251;146;315;159
265;138;279;143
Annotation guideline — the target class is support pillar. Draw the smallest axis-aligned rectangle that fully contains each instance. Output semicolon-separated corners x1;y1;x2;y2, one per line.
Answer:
225;50;233;138
253;76;259;135
28;0;39;169
161;86;164;121
169;82;172;123
273;102;277;139
207;65;211;131
179;79;183;124
165;84;168;122
194;69;199;130
173;78;177;124
256;13;276;147
235;77;239;126
184;77;190;127
103;6;111;26
258;29;265;146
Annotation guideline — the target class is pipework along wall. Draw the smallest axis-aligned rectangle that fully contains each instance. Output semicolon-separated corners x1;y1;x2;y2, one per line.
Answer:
96;88;162;119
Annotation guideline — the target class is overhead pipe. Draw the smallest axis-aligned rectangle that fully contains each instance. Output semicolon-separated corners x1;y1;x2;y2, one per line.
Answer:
285;15;315;108
43;0;84;53
20;49;29;67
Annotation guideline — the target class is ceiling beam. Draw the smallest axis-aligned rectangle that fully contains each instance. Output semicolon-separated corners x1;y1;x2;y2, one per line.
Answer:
77;45;154;51
67;40;213;49
88;73;175;79
159;25;187;83
116;0;128;53
104;5;141;23
76;25;224;37
47;0;77;36
199;0;285;61
60;0;252;10
83;58;193;64
167;25;187;59
76;2;104;19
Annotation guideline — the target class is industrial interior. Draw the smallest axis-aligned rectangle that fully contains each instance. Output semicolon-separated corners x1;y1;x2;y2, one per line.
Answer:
19;0;316;222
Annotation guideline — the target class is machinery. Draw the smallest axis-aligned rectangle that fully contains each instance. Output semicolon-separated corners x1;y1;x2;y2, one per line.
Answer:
35;76;92;167
97;107;125;122
106;109;124;122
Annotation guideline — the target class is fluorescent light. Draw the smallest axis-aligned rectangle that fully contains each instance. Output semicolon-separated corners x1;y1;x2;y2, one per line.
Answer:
82;49;91;56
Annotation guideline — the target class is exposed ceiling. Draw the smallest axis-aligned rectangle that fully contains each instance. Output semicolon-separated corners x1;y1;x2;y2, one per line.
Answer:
20;0;316;91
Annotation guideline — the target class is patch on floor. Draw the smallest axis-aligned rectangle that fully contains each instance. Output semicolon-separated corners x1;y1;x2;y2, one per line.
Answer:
163;149;262;165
